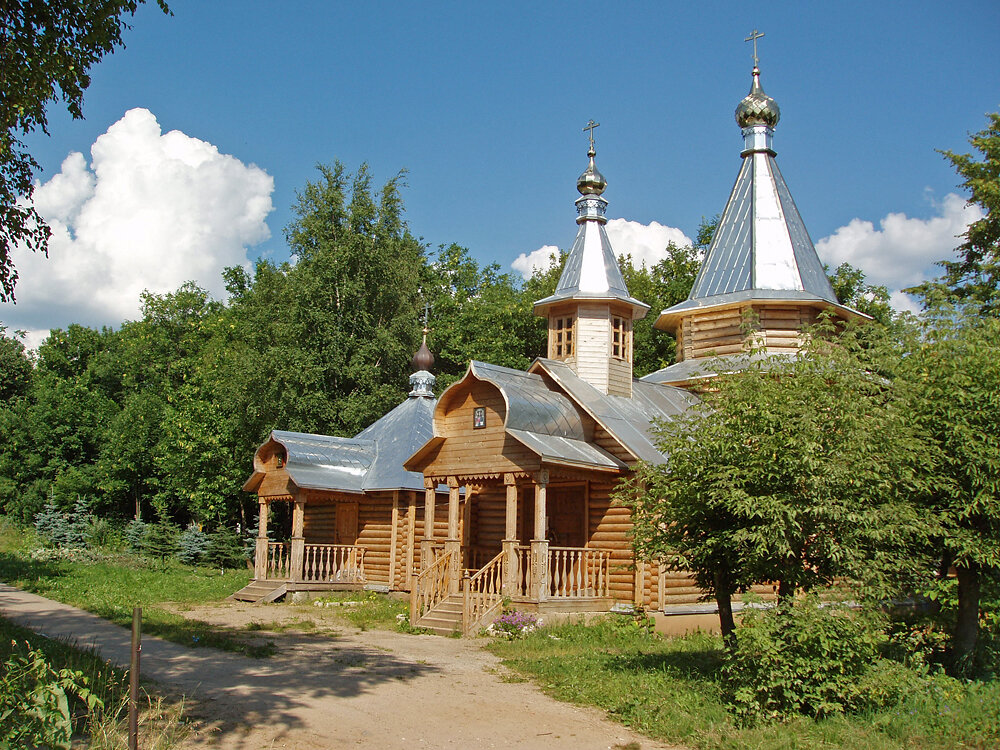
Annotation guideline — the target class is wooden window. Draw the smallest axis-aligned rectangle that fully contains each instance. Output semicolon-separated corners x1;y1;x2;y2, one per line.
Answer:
551;315;575;358
611;316;630;360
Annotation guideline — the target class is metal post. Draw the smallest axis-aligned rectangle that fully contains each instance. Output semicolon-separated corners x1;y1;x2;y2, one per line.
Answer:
129;606;142;750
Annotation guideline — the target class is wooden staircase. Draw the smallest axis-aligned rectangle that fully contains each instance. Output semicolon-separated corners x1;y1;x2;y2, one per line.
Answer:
414;594;463;635
230;580;287;603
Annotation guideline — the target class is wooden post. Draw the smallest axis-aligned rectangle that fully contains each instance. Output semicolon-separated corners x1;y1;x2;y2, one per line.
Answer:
462;484;474;567
502;473;519;595
254;499;269;579
290;496;305;582
445;477;461;594
420;480;436;570
128;607;141;750
388;490;400;589
406;490;417;589
530;469;549;601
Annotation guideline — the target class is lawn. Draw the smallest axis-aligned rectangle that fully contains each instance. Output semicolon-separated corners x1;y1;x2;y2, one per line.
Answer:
0;520;271;657
486;616;1000;750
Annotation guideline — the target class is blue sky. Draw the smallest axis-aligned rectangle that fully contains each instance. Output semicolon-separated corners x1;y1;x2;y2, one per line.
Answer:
4;0;999;342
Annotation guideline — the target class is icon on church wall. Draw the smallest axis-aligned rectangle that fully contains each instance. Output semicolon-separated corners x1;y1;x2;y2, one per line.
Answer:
473;407;486;429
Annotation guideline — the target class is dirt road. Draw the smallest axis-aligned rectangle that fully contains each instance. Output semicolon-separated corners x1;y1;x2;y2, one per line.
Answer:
1;584;672;749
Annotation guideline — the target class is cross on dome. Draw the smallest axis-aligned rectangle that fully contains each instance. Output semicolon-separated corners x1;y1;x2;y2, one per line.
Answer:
744;28;765;68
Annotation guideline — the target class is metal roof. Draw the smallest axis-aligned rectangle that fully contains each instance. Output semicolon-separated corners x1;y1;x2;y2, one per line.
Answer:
533;359;698;465
247;392;438;494
641;351;798;386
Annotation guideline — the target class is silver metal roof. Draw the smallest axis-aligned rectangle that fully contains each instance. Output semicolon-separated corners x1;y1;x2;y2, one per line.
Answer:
657;65;864;329
247;390;438;494
641;351;798;386
534;143;649;318
533;359;698;465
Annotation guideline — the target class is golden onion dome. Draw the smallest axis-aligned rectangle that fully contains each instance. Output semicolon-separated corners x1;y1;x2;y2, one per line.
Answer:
576;146;607;196
735;66;781;129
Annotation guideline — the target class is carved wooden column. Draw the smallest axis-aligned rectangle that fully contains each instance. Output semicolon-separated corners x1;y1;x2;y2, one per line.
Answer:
530;469;549;601
420;479;436;570
502;473;519;595
289;495;306;583
254;499;269;579
445;477;461;594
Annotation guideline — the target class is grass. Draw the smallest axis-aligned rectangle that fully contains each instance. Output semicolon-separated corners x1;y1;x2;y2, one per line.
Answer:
310;590;412;631
0;615;188;749
0;520;274;658
486;616;1000;750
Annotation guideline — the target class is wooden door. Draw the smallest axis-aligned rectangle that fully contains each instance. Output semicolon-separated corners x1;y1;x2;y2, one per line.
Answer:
546;486;585;548
336;502;359;545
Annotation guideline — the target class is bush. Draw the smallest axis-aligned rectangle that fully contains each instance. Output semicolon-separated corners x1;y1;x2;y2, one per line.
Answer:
205;526;247;570
0;640;103;750
123;520;148;554
485;609;540;639
33;499;92;548
143;522;179;564
83;516;122;551
722;596;892;724
176;526;210;566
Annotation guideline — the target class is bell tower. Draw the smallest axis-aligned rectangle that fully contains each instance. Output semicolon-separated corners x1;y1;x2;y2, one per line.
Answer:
534;123;649;397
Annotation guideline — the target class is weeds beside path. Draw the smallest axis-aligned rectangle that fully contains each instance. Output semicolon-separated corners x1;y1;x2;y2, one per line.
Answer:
2;586;671;749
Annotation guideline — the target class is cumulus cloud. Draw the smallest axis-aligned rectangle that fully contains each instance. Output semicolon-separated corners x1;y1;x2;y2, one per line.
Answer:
1;108;274;336
816;193;982;295
511;219;692;280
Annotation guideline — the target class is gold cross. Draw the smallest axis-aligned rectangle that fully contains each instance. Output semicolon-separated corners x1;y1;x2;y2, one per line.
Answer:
744;29;765;67
583;119;600;150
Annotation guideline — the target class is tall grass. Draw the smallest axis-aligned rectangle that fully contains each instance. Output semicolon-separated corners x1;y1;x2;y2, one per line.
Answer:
0;617;187;749
486;617;1000;750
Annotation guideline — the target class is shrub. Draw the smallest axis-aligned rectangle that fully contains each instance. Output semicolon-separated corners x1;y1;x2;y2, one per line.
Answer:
33;498;92;548
176;526;210;566
0;640;103;750
143;522;179;564
83;516;122;551
123;520;148;554
205;526;247;570
722;596;891;724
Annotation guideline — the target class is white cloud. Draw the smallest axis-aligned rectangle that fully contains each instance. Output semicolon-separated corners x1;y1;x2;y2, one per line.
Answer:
816;193;982;297
1;108;274;335
511;219;692;280
511;245;560;278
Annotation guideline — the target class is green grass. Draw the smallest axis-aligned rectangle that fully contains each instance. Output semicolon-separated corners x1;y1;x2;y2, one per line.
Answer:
486;617;1000;750
311;590;412;631
1;615;188;748
0;520;273;658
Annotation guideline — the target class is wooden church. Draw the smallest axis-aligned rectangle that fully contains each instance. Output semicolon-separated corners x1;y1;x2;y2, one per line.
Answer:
241;59;865;633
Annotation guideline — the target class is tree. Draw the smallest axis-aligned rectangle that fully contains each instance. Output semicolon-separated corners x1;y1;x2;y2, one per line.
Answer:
900;303;1000;670
827;262;895;327
0;325;33;403
0;0;170;302
907;111;1000;313
620;322;923;638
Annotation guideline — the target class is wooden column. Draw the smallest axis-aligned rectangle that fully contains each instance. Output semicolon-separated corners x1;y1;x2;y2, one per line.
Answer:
254;499;269;579
445;477;461;594
289;495;306;582
502;473;519;595
420;479;436;570
388;490;400;589
462;484;474;567
530;469;549;601
406;490;417;589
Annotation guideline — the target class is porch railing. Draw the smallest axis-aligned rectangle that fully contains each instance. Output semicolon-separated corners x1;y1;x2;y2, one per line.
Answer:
548;547;611;598
462;550;505;634
264;542;366;583
303;543;366;583
410;547;457;622
266;542;290;580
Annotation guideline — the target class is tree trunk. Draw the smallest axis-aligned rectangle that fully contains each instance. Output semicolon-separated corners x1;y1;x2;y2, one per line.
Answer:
777;578;795;603
953;563;981;672
713;568;736;644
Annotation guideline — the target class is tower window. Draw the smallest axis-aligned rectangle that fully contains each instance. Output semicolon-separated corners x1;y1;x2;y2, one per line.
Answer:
611;316;630;360
552;316;575;358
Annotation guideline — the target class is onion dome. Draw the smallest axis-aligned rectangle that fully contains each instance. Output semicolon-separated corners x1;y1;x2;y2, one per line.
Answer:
576;144;607;196
409;331;436;398
411;333;434;372
735;66;781;129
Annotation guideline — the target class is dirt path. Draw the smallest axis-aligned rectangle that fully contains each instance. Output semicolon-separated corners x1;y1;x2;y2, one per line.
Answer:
1;585;675;749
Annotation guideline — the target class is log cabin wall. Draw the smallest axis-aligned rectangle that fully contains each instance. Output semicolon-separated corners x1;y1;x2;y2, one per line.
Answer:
755;304;819;353
424;381;541;477
685;307;747;360
303;498;338;544
586;479;635;603
357;492;393;585
471;488;506;567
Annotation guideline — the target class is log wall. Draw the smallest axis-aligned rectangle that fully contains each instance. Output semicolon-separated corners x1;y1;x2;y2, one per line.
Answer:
586;480;635;603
